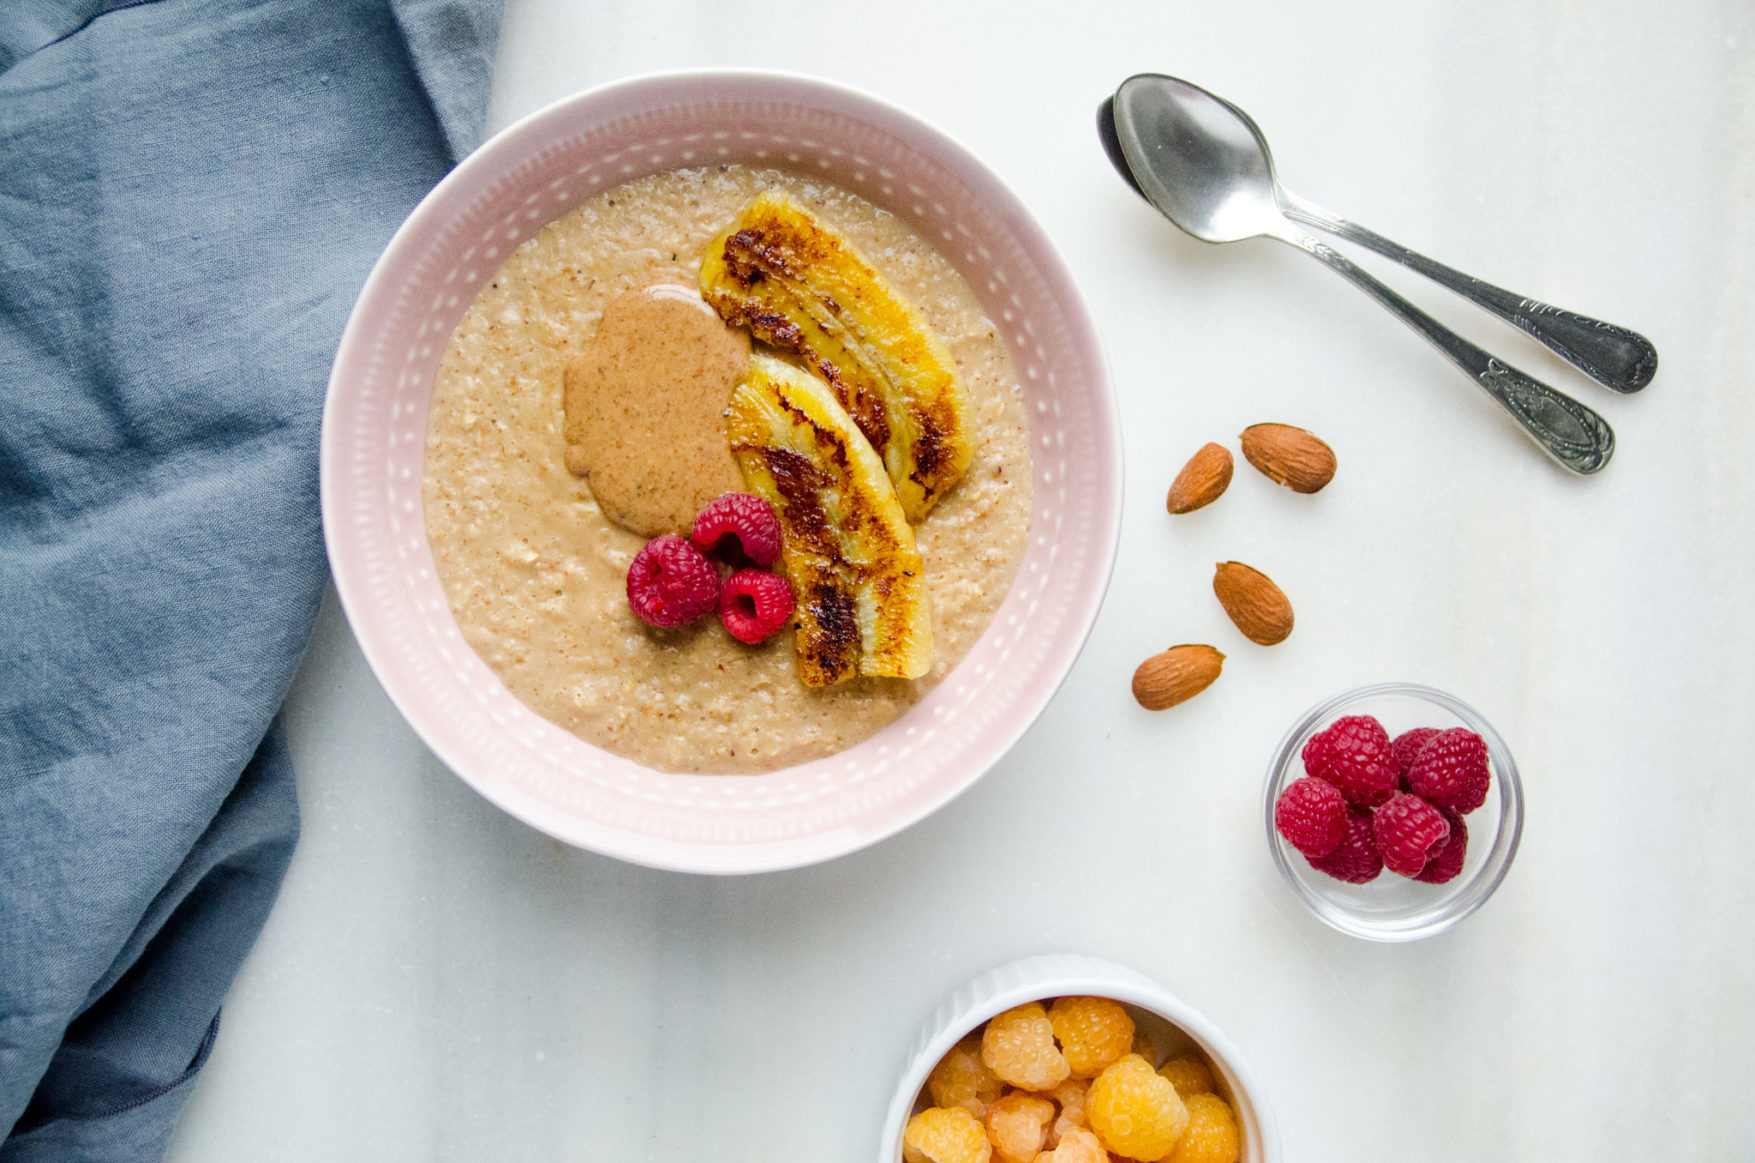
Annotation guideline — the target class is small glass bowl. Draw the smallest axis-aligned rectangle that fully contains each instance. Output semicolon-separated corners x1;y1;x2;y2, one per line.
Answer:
1264;683;1523;942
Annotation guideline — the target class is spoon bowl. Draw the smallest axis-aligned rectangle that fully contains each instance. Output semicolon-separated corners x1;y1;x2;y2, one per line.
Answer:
1108;77;1284;245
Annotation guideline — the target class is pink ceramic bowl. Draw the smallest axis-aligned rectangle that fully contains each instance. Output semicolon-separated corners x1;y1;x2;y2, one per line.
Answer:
321;70;1120;874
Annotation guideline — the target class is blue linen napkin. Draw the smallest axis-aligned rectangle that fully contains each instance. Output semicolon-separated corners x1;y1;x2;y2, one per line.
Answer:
0;0;502;1154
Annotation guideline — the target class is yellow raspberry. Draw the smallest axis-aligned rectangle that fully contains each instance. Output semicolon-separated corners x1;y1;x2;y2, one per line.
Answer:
985;1091;1054;1163
1157;1055;1217;1100
1047;1077;1090;1132
1048;996;1136;1079
929;1035;1006;1118
903;1106;991;1163
1087;1053;1190;1161
1034;1123;1107;1163
1036;1077;1089;1151
1161;1094;1240;1163
982;1002;1070;1090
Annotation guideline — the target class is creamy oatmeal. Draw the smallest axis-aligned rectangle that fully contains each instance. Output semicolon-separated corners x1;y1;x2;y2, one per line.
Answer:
423;166;1032;774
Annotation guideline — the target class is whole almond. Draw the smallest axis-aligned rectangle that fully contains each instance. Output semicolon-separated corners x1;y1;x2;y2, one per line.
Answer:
1166;442;1234;514
1240;423;1336;493
1212;561;1294;645
1132;644;1225;710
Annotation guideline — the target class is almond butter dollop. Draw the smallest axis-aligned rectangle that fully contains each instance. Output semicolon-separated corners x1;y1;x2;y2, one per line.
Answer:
562;283;748;536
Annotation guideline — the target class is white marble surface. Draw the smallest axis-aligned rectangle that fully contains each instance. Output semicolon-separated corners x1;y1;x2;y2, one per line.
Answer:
167;0;1755;1158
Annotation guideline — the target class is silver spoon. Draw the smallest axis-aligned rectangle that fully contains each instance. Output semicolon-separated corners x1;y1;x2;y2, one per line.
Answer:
1104;79;1656;397
1100;73;1634;474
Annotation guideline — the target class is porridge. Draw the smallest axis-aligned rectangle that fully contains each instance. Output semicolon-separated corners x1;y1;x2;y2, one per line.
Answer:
422;166;1032;774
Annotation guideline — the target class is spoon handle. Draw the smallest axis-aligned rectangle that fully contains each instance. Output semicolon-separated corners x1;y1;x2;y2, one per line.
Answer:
1283;229;1614;474
1280;194;1656;393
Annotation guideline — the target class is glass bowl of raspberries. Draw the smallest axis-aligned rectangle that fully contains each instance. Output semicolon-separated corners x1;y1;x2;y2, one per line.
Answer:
1263;683;1523;942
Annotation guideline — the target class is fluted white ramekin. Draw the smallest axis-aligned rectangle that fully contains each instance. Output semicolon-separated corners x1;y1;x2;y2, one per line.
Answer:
879;954;1280;1162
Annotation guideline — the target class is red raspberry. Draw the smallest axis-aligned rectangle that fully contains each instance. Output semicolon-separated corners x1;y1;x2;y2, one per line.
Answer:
691;492;782;567
1390;727;1440;783
1274;776;1347;859
1405;727;1491;814
1300;730;1333;779
1311;715;1398;807
1372;792;1452;878
1415;806;1468;884
625;535;718;628
718;568;795;643
1307;806;1383;884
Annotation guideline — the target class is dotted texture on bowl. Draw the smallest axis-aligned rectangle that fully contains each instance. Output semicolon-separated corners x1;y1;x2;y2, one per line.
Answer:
322;74;1118;871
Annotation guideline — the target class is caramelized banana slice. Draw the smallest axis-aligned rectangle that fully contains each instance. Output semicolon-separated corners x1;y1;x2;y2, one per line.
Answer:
701;190;974;522
725;355;932;686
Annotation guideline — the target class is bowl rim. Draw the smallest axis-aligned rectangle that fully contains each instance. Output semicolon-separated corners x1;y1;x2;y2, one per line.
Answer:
319;69;1123;873
1262;681;1524;941
878;954;1282;1163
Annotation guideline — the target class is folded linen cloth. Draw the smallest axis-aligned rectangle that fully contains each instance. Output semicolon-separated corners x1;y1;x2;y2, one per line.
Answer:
0;1;502;1155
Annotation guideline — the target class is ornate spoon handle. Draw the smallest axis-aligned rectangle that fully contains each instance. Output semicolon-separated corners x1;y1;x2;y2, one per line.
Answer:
1281;193;1656;393
1282;229;1614;474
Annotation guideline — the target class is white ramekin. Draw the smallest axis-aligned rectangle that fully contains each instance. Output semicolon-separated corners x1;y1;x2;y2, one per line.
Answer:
879;954;1281;1162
